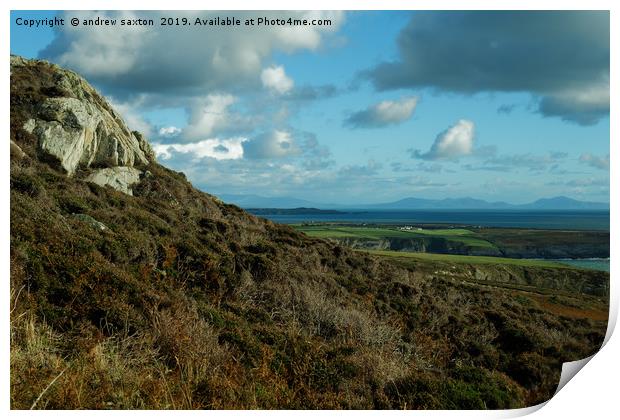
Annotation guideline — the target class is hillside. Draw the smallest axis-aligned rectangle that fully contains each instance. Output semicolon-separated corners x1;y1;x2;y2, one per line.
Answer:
10;56;608;409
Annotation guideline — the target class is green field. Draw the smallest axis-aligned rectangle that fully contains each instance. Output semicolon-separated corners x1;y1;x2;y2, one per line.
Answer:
363;249;570;269
295;225;498;249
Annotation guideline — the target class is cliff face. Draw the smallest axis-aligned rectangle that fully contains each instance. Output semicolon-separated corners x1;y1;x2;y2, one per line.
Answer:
328;235;608;259
11;55;154;194
9;56;607;410
334;237;504;256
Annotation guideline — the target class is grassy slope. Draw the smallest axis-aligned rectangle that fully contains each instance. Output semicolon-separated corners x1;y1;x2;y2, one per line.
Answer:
363;250;609;300
474;228;609;258
296;226;497;249
365;250;570;269
10;57;609;410
294;225;610;258
365;251;609;324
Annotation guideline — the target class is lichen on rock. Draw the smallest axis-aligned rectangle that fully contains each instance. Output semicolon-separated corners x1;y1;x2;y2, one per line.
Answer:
11;55;156;195
84;166;143;196
24;95;150;175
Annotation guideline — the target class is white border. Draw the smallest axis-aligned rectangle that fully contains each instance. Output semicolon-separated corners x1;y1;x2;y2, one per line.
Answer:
2;2;616;419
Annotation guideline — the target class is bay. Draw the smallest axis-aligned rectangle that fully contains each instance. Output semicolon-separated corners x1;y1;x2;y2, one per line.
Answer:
253;210;610;231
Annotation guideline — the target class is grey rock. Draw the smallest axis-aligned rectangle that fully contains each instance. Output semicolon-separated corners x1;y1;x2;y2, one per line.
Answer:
10;140;26;160
84;166;143;195
12;57;155;176
10;55;29;71
72;213;108;231
23;119;36;133
27;97;149;175
133;131;156;162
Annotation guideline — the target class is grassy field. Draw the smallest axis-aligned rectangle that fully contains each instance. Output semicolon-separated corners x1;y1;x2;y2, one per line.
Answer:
294;224;609;261
295;225;498;249
362;249;571;269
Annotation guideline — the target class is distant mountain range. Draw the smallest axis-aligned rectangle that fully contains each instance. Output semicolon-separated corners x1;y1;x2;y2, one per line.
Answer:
217;194;609;211
364;196;609;210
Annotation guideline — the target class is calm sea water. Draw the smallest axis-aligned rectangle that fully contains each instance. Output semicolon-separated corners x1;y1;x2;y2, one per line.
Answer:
552;259;610;272
254;210;610;231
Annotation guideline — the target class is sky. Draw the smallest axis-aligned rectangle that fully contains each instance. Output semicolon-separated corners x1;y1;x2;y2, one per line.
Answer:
10;10;610;204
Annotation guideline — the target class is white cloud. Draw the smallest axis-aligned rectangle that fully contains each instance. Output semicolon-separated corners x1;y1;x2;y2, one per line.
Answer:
47;11;148;78
539;78;610;125
183;94;237;140
579;153;610;170
345;96;418;128
374;97;418;122
261;65;294;94
158;126;182;138
243;130;300;159
107;97;153;137
42;11;344;95
154;138;246;161
413;119;475;160
368;11;609;125
551;80;610;110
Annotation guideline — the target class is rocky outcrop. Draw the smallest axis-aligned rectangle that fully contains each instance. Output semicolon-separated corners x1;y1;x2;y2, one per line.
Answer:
10;140;26;160
438;263;609;297
71;213;108;231
84;167;143;196
133;131;156;162
11;55;155;195
22;97;150;175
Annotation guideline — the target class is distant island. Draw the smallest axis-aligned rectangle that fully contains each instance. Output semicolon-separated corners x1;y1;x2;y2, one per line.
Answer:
246;207;349;215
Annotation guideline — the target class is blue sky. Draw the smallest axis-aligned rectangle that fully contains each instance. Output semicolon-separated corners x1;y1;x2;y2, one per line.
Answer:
10;10;610;204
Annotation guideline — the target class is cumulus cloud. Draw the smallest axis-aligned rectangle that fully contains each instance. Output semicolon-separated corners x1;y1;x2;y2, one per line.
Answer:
345;96;418;128
412;119;475;160
154;138;246;161
43;11;149;79
538;80;610;125
158;126;182;138
107;97;154;136
183;94;253;140
243;130;301;159
41;11;344;97
367;11;609;125
261;65;294;94
579;153;610;170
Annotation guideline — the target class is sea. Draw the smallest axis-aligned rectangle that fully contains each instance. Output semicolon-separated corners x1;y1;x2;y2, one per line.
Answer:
549;259;610;273
251;209;610;272
254;209;610;231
